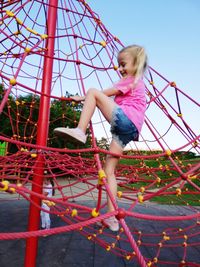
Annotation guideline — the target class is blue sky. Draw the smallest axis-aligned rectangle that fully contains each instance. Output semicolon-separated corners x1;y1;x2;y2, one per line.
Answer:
87;0;200;101
86;0;200;151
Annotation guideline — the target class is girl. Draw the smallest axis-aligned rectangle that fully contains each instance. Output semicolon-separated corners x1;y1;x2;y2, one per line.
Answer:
54;45;148;231
40;177;55;229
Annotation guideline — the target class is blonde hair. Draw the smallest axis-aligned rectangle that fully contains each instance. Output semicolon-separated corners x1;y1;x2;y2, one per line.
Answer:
118;45;148;84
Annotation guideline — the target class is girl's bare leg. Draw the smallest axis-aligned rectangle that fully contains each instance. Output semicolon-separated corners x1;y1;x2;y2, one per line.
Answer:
104;139;123;212
77;88;117;133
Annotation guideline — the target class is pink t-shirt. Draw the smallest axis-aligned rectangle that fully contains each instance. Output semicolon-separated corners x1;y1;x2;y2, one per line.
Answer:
113;76;146;133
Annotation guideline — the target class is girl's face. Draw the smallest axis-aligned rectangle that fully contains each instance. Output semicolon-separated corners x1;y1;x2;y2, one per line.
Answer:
44;178;49;184
118;52;134;77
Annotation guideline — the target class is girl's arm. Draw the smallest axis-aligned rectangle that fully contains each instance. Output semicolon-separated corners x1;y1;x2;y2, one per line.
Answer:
71;87;120;102
102;87;120;96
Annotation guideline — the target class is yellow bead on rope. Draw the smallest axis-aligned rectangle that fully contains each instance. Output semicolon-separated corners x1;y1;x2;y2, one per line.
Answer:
165;149;172;156
99;41;106;47
91;208;99;218
140;186;145;193
106;245;111;251
31;153;37;158
9;78;17;86
153;257;158;263
0;180;9;191
98;169;106;185
138;195;143;203
188;174;197;180
71;209;78;217
176;188;182;196
117;191;122;198
9;187;16;194
25;47;31;53
170;81;176;87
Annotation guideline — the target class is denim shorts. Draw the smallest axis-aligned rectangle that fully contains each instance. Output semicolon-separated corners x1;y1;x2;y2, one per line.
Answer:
110;107;139;148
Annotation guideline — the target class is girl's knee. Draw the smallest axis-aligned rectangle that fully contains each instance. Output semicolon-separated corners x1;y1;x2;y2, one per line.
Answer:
87;88;98;95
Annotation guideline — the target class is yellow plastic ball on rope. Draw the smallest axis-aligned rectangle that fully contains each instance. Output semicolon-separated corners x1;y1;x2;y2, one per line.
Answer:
188;174;197;180
165;149;172;156
159;164;163;170
163;235;170;241
192;141;199;147
138;195;143;203
9;187;16;194
126;255;131;260
140;187;145;193
48;201;55;207
99;41;106;47
153;257;158;263
156;177;161;183
9;78;17;86
176;188;182;196
106;245;111;251
170;81;176;87
91;208;99;218
98;169;106;184
25;47;31;53
117;191;122;198
31;153;37;158
71;209;78;217
0;180;9;191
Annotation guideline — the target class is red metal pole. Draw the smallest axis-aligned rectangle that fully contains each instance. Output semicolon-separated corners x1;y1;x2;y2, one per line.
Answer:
24;1;58;267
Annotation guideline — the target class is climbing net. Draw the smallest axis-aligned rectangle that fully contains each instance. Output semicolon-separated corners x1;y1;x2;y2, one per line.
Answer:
0;1;200;266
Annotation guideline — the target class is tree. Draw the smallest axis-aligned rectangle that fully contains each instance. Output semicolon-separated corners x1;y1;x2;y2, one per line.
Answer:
0;86;89;152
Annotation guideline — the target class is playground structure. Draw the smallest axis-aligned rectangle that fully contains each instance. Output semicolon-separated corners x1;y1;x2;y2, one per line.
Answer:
0;1;200;267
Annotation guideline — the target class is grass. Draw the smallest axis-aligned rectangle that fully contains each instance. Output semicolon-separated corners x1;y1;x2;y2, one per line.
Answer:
118;155;200;206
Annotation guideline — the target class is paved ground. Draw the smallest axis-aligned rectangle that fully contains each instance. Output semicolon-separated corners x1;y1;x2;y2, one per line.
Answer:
0;198;200;267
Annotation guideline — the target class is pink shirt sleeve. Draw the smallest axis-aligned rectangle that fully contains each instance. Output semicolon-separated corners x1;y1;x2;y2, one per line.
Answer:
113;76;135;94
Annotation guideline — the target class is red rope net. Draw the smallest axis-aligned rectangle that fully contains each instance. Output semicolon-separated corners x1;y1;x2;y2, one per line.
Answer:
0;1;200;266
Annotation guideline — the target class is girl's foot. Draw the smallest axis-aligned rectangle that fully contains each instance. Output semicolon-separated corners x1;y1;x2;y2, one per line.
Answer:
97;216;119;232
104;216;119;231
54;127;87;144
